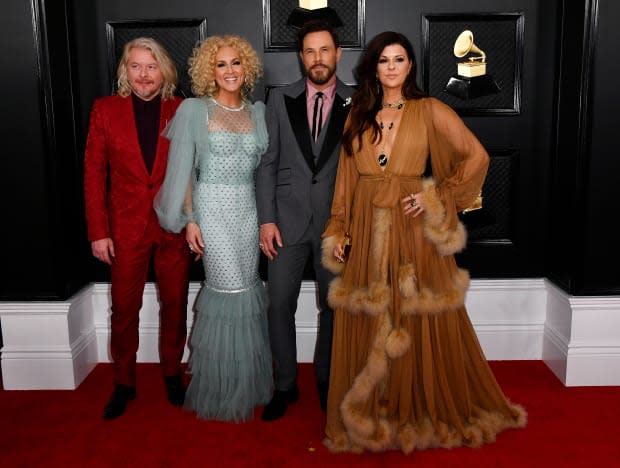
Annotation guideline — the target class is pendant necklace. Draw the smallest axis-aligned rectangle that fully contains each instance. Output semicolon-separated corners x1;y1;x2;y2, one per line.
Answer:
377;118;393;167
377;101;403;167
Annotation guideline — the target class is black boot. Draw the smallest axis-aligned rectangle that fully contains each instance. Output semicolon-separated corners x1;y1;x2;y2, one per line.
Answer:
164;375;186;406
103;384;136;420
261;386;299;421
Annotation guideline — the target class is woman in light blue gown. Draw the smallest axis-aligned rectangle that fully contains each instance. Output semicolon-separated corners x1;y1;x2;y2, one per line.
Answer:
154;35;272;421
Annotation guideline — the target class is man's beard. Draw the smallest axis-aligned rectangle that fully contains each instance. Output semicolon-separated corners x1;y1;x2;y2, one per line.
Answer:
130;81;162;100
307;63;336;85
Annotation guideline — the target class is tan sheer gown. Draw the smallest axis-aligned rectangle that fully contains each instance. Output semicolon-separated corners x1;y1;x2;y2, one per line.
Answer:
321;97;526;453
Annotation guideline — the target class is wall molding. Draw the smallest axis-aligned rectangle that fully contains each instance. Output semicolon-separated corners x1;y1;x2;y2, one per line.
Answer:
0;285;97;389
2;279;619;389
543;280;620;386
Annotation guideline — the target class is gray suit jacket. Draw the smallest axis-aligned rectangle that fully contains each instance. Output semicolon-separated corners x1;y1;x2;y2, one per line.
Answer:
256;78;353;245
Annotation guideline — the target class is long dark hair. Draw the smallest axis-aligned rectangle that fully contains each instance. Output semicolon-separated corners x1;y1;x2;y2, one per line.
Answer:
342;31;426;156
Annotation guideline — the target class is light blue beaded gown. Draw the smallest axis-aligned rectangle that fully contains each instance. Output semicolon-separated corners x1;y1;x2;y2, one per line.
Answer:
155;97;273;421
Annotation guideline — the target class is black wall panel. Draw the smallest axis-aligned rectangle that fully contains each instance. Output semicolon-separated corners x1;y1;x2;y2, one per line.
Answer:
581;0;620;294
548;0;619;295
1;0;88;300
1;0;52;298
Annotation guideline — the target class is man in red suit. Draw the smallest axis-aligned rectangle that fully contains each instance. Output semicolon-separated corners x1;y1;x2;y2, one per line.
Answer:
84;37;191;420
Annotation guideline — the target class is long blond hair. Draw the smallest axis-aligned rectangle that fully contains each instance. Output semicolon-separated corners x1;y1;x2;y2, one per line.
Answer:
188;35;262;98
116;37;177;100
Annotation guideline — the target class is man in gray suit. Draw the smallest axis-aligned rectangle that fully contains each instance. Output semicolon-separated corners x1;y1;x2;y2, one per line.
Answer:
256;19;353;421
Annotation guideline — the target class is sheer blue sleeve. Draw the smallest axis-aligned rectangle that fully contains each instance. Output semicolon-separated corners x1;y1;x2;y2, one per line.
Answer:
154;98;207;233
251;101;269;162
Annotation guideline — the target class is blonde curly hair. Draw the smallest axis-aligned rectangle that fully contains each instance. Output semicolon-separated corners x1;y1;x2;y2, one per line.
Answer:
188;35;262;98
116;37;177;100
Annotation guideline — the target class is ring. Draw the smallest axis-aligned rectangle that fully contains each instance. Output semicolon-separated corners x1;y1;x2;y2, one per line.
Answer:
258;242;264;248
410;201;415;208
188;245;193;251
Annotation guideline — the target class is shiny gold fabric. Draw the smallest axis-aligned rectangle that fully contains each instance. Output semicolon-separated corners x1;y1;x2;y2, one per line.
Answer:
321;98;526;453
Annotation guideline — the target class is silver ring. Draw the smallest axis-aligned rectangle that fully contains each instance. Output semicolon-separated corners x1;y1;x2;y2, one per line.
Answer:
410;201;415;208
258;242;264;248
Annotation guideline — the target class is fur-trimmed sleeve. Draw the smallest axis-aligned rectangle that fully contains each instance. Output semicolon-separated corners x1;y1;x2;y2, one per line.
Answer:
424;98;489;210
422;98;489;237
321;143;359;274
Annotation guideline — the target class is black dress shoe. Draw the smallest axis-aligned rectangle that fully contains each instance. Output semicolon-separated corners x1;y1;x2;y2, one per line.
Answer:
261;386;299;421
103;384;136;420
317;380;328;412
164;375;186;406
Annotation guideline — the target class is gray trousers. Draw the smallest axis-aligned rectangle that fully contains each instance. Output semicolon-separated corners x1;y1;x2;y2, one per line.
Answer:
266;222;334;391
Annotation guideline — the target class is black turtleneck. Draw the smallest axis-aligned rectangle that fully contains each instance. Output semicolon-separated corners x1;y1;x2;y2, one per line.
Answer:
131;93;161;174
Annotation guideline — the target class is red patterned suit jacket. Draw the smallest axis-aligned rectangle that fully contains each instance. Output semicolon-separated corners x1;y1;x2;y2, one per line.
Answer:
84;94;183;245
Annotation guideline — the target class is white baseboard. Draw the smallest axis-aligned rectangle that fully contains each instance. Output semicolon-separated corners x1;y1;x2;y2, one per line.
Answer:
2;279;619;389
465;279;546;360
543;281;620;385
0;286;98;389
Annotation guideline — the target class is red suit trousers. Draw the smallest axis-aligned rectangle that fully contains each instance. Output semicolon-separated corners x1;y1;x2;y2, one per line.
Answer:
110;214;191;386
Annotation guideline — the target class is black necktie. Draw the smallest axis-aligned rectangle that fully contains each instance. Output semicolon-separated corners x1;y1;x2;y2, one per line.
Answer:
312;91;324;141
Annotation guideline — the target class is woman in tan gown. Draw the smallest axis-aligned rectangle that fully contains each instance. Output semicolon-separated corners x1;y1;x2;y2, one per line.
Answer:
321;31;526;453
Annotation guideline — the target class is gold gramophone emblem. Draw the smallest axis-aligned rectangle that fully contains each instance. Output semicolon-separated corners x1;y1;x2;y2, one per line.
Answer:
454;30;487;77
444;29;500;100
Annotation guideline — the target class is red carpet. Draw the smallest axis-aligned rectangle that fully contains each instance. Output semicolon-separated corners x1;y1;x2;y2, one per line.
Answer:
1;361;618;467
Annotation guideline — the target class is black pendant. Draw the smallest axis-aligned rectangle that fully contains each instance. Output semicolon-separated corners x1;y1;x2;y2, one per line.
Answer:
378;154;388;166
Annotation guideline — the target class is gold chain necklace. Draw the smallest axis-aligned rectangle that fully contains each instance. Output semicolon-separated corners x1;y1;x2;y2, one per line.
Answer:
381;97;405;109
